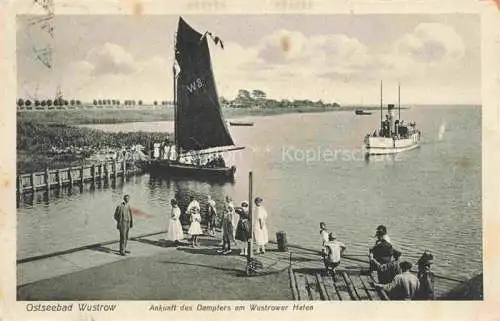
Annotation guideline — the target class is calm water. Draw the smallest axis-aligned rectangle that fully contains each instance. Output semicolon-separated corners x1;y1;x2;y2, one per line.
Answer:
18;106;482;280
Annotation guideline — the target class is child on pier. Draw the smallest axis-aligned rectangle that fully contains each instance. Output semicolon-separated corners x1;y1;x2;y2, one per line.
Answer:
218;203;235;255
188;208;203;247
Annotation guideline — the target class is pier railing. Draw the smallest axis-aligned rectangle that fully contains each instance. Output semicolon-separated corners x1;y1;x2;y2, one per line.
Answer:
16;159;143;195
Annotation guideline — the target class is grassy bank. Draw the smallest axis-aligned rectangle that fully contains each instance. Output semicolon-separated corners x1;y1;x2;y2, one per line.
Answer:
18;105;344;125
17;121;171;173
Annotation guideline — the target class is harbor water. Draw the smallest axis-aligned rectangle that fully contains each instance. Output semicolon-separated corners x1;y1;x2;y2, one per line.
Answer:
18;106;481;281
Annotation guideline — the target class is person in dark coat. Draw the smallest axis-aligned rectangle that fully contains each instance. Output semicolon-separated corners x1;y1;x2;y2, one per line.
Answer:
370;249;402;284
370;226;394;283
415;252;435;300
114;194;133;256
235;201;251;256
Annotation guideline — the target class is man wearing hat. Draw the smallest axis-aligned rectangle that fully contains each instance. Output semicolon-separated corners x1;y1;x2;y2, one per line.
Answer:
373;261;420;300
370;249;402;284
415;252;435;300
375;225;391;244
323;232;346;279
114;194;133;256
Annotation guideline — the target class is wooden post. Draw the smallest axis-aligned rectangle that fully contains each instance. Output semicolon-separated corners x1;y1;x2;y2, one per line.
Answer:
122;159;127;176
68;168;73;187
17;175;23;195
105;162;110;181
57;169;62;188
91;164;96;184
80;166;84;184
247;171;254;262
114;161;118;179
45;168;50;190
99;163;103;180
31;173;36;192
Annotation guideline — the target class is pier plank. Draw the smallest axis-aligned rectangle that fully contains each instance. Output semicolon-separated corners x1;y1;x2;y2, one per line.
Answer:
289;268;299;300
332;272;351;301
315;273;330;300
294;272;310;300
341;271;359;300
304;274;321;300
349;273;371;300
321;272;340;300
359;274;381;300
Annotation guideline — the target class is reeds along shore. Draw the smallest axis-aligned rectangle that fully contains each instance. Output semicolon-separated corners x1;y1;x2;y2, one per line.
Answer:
17;120;170;173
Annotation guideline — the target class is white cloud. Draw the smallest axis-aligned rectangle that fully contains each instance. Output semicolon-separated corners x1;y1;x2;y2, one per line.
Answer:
62;43;171;101
394;23;465;65
54;23;474;104
86;43;137;76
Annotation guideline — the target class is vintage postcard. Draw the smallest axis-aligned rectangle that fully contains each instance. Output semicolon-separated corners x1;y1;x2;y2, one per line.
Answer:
1;0;499;320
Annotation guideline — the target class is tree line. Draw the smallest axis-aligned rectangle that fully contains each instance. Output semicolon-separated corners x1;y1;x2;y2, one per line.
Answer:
17;98;173;108
17;98;82;107
222;89;340;108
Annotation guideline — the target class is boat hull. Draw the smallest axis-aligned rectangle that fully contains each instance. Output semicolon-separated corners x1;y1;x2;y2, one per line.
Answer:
229;122;254;126
364;132;421;155
355;110;372;115
143;160;236;181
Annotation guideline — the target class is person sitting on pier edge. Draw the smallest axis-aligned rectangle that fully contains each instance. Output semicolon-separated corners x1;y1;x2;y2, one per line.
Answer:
319;222;329;257
114;194;133;256
415;252;435;300
323;232;346;279
373;261;420;300
370;226;394;283
235;201;251;256
370;249;402;284
375;225;391;244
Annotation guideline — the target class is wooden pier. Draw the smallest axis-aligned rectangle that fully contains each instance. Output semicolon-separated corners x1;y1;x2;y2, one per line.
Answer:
291;267;389;301
280;245;465;301
16;159;143;195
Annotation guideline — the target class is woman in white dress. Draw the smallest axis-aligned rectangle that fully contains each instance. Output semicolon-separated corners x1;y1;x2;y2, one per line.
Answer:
188;207;203;247
253;197;269;254
167;199;184;245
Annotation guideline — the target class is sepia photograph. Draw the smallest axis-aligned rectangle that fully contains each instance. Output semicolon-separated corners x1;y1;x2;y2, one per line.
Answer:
12;4;484;306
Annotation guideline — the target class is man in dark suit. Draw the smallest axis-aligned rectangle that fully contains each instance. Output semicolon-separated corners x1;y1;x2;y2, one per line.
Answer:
114;194;133;256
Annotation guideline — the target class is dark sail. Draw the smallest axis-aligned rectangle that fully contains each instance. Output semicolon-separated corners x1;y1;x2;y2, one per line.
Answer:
175;17;234;151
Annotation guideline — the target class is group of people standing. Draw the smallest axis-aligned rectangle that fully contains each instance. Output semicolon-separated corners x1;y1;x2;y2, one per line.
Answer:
319;223;435;301
166;194;269;255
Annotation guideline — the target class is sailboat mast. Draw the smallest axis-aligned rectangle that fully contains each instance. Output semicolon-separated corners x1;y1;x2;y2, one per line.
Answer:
380;80;383;128
173;32;180;161
398;81;401;120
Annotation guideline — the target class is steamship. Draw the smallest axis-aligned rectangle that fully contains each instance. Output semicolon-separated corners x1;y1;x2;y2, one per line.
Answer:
363;82;421;156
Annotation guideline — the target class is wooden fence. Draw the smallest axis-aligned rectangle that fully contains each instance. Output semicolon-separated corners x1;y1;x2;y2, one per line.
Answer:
17;160;143;195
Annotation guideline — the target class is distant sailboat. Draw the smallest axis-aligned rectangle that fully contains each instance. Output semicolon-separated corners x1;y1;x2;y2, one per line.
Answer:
144;17;244;180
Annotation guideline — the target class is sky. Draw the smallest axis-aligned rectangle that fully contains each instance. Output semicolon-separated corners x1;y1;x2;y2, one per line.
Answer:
16;14;480;105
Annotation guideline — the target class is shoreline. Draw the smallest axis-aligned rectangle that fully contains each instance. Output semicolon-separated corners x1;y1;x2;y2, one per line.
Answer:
19;105;353;125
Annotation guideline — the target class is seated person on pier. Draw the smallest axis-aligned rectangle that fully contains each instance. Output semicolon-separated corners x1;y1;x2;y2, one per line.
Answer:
370;226;394;283
370;249;402;284
415;252;435;300
373;261;420;300
323;233;346;277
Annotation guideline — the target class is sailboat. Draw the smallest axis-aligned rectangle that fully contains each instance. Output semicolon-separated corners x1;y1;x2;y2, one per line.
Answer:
144;17;244;180
363;82;421;155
